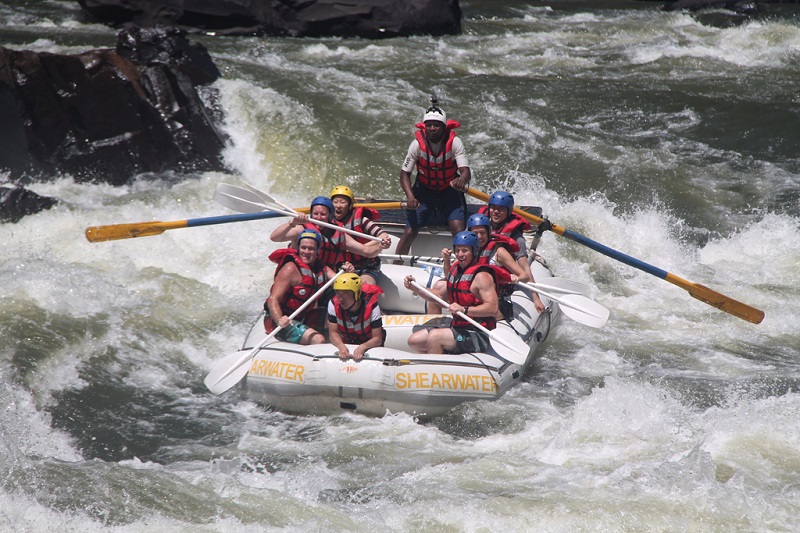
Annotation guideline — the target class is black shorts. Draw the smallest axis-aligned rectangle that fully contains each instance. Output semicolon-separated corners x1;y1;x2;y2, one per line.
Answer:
448;326;490;354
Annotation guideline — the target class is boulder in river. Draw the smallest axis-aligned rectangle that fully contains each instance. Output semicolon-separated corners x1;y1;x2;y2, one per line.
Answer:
0;26;226;185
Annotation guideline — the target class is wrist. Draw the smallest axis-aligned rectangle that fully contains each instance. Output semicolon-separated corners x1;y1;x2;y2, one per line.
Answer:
464;306;469;316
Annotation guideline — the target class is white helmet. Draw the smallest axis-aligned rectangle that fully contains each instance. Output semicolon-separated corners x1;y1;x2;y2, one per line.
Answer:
423;108;446;124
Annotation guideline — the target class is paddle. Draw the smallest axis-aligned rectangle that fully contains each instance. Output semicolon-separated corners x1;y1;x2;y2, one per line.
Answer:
466;187;764;324
214;183;384;243
204;269;344;395
407;258;590;297
409;281;530;365
85;211;287;243
519;281;609;329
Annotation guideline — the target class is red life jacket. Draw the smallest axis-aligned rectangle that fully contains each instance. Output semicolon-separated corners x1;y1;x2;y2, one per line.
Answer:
336;206;381;271
413;119;461;191
478;205;532;235
446;262;510;330
331;284;385;345
303;222;344;269
263;248;326;332
477;234;520;265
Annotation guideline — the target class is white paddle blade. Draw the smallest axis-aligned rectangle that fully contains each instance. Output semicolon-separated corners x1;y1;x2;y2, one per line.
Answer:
487;326;530;364
534;278;590;296
214;183;272;213
557;294;610;329
203;350;255;395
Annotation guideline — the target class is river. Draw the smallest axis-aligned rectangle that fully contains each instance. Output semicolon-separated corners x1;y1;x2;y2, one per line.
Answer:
1;1;799;531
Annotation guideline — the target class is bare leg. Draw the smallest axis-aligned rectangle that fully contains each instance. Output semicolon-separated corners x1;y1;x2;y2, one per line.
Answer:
426;279;447;314
302;329;326;345
393;226;419;264
407;329;430;353
447;217;466;236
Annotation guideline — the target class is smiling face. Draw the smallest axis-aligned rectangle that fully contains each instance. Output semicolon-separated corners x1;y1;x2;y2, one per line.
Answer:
331;196;351;221
488;204;509;226
297;238;319;264
468;225;489;247
311;205;331;222
453;244;474;268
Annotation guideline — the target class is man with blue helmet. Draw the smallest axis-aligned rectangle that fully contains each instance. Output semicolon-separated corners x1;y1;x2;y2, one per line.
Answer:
394;97;472;260
402;231;510;354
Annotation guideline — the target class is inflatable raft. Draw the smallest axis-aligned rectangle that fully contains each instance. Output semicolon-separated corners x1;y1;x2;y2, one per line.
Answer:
235;223;561;418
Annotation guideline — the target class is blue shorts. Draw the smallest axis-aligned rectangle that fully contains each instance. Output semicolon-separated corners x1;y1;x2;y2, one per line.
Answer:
355;267;381;282
275;320;309;344
406;182;466;229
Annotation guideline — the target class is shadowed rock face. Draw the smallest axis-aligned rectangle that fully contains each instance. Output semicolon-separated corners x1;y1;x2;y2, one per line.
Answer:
76;0;462;38
0;27;226;185
0;186;58;223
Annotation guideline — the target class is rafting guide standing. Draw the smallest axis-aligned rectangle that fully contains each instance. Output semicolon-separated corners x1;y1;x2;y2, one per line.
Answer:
395;95;472;259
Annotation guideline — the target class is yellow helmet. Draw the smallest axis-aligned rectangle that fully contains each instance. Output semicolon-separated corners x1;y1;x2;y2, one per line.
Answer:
330;185;354;204
333;273;362;300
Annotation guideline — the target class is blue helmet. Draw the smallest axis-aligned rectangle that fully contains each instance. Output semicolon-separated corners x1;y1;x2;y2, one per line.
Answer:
297;228;322;249
453;231;480;255
467;213;491;231
310;196;334;220
488;191;514;210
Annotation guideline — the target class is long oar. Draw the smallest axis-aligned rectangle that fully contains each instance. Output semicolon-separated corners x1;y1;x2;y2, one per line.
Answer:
466;188;764;324
85;211;287;243
520;282;609;329
204;270;343;395
409;281;530;365
214;183;384;243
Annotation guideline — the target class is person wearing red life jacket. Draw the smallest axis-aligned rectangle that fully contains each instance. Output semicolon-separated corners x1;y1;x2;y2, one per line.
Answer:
263;229;352;345
478;190;550;282
327;273;386;361
402;231;509;355
270;195;382;270
428;214;545;318
329;185;392;286
394;98;471;260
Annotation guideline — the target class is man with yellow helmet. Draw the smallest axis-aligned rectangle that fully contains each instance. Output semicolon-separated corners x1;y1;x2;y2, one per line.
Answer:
327;273;386;361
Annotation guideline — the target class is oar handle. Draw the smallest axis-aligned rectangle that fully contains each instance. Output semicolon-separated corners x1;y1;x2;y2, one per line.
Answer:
296;214;384;243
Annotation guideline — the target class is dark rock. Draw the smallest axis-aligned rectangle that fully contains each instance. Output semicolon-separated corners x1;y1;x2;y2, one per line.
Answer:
76;0;462;38
663;0;760;13
0;186;58;223
0;27;226;185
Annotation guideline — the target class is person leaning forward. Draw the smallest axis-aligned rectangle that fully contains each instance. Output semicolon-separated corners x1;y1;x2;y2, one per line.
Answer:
394;102;471;259
327;273;386;361
402;231;509;355
330;185;392;286
264;229;354;346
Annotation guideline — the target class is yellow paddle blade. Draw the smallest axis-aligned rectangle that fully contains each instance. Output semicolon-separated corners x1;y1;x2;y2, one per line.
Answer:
85;221;186;242
465;187;764;324
667;276;765;324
